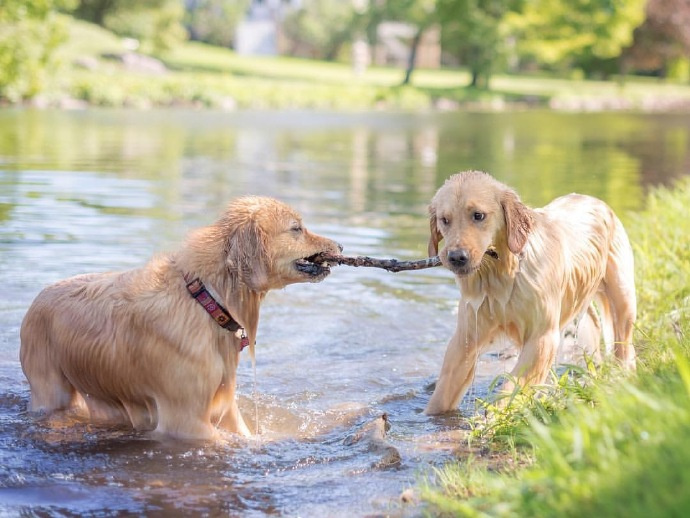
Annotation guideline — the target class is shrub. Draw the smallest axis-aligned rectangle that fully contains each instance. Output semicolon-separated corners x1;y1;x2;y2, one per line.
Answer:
0;1;72;101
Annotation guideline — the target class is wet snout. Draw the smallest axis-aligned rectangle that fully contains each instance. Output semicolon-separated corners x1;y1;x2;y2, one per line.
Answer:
443;246;480;276
310;231;342;255
447;248;469;268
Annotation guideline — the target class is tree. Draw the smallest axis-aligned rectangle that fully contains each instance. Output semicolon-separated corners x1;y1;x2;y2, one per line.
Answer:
382;0;438;85
506;0;646;76
437;0;520;88
184;0;250;48
282;0;358;60
70;0;186;54
0;0;73;101
623;0;690;78
73;0;165;26
103;1;186;54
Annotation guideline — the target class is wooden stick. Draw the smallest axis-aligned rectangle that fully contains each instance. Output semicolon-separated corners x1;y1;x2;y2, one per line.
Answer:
319;253;442;273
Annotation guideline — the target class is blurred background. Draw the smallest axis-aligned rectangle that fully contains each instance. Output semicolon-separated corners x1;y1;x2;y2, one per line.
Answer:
2;0;690;109
2;1;690;516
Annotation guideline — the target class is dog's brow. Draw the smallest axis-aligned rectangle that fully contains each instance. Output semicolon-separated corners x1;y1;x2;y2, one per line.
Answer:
467;203;493;214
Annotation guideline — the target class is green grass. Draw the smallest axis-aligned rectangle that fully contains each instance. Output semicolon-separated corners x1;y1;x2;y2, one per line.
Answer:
31;16;690;110
421;178;690;517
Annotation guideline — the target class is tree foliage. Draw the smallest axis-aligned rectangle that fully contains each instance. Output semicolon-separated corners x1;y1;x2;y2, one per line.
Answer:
103;1;186;54
0;0;73;101
623;0;690;77
507;0;646;75
184;0;250;48
73;0;163;26
282;0;358;60
437;0;520;88
71;0;186;54
375;0;438;85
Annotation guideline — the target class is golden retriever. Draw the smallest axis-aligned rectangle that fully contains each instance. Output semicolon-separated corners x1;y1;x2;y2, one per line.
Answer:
425;171;636;414
20;196;341;439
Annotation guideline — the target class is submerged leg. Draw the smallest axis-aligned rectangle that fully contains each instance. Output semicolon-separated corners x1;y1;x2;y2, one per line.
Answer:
425;304;495;414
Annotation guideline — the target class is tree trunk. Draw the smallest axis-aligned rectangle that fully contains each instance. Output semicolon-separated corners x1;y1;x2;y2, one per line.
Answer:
401;28;423;86
470;68;479;87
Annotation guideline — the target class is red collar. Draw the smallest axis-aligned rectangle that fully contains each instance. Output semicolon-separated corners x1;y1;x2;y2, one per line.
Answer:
184;275;249;351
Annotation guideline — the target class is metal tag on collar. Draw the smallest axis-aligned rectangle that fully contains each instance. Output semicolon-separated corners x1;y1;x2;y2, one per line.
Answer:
237;328;250;351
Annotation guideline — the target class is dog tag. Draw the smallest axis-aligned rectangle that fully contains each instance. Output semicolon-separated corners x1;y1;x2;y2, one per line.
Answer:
239;329;250;351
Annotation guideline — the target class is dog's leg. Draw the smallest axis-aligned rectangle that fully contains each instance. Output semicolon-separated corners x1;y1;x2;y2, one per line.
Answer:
218;401;252;437
154;399;218;440
575;305;603;365
504;328;560;394
20;311;75;414
604;221;637;370
425;306;494;414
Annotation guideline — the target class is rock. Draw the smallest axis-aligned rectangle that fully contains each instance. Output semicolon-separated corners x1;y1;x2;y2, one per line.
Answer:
344;414;401;470
400;488;419;504
101;52;167;75
73;56;99;70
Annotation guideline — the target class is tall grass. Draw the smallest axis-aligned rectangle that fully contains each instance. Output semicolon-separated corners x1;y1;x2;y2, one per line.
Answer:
422;178;690;517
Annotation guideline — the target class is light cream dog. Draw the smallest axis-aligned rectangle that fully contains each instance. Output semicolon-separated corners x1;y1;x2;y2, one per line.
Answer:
20;196;341;439
425;171;636;414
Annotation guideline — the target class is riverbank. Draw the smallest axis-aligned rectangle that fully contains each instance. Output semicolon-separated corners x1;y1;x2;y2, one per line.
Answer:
16;17;690;112
421;178;690;516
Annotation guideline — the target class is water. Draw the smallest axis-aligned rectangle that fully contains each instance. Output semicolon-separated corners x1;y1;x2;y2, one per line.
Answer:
1;108;688;516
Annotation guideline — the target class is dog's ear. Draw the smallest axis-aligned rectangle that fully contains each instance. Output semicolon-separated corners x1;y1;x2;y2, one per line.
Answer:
501;189;534;255
226;218;270;291
428;203;443;256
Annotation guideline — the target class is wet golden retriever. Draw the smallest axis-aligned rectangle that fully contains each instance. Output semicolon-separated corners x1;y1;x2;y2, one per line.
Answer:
425;171;636;414
20;196;341;439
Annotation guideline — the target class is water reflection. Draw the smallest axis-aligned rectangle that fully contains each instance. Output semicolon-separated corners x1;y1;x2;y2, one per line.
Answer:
0;108;689;516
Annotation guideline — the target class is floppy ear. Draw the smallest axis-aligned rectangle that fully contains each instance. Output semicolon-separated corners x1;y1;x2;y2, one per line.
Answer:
226;218;270;291
501;189;534;255
428;203;443;256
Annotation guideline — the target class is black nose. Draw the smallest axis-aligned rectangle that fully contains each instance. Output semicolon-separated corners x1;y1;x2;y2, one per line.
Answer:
447;249;469;268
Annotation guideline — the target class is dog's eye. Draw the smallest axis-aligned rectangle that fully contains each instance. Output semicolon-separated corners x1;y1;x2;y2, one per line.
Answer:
440;216;450;226
291;225;303;234
472;212;485;222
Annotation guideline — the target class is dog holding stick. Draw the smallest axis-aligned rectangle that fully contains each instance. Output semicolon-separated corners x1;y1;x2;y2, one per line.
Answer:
20;196;341;440
425;171;636;414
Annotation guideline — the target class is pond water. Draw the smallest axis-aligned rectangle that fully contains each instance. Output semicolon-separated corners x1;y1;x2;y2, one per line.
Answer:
1;108;689;516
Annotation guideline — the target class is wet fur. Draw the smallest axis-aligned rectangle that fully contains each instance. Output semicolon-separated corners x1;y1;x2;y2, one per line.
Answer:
20;196;341;439
426;171;636;414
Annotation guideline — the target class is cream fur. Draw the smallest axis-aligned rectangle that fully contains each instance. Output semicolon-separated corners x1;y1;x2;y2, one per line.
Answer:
425;171;636;414
20;196;341;440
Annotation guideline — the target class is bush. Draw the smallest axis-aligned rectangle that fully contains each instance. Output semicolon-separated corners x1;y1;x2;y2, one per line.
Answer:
103;1;186;55
0;1;71;101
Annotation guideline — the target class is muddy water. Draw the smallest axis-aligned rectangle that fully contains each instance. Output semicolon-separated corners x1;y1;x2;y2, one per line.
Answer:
1;109;688;516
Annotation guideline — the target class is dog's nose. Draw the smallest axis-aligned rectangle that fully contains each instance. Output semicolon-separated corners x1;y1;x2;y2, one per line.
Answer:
447;249;470;268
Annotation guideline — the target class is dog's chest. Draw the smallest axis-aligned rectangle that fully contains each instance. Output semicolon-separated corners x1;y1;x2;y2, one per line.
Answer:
460;272;514;318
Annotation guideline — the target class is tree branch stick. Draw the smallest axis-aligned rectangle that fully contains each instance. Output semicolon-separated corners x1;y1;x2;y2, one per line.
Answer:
320;254;442;273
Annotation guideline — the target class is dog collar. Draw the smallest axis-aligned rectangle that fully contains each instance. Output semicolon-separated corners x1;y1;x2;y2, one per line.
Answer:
184;275;250;351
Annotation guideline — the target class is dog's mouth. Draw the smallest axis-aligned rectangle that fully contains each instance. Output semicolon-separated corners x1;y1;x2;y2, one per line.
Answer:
445;248;500;277
448;263;481;277
294;253;335;279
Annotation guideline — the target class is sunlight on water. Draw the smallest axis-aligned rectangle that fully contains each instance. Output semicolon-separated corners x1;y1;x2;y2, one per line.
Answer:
0;109;689;515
